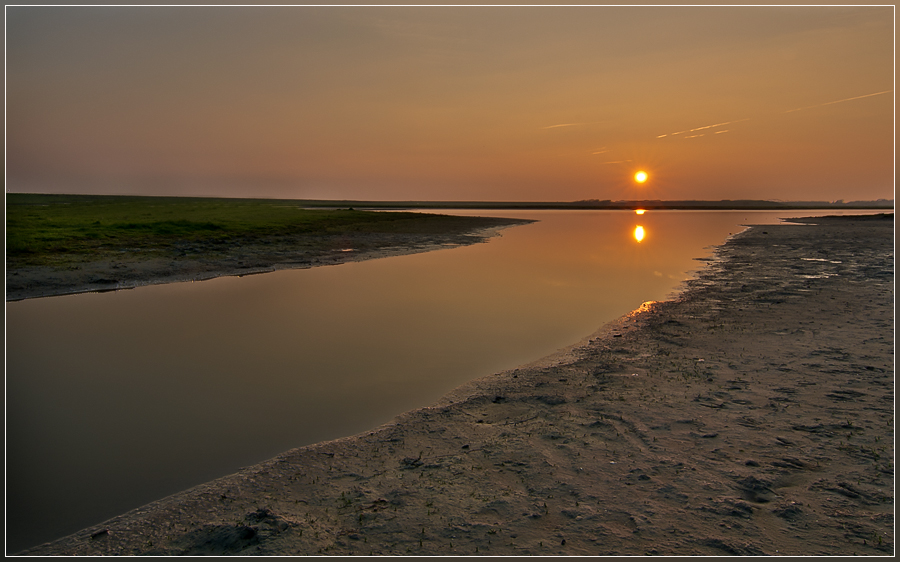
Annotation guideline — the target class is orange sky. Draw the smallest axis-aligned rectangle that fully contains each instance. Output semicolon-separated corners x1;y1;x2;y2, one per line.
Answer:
5;5;894;202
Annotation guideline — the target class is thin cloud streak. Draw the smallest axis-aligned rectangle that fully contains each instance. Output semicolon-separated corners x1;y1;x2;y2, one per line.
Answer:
783;90;892;113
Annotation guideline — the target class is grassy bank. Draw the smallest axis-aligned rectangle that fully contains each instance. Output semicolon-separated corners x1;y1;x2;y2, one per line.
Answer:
6;193;531;301
6;193;491;268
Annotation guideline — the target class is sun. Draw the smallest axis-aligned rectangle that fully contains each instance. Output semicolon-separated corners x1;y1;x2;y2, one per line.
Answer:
634;170;649;184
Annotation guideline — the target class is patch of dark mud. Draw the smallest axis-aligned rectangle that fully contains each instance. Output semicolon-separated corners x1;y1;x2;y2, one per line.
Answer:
155;507;292;555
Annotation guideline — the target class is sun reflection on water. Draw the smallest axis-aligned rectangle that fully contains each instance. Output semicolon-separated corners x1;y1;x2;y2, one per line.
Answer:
634;225;645;242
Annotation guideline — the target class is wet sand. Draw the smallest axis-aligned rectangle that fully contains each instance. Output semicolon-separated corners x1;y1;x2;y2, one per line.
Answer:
16;214;894;556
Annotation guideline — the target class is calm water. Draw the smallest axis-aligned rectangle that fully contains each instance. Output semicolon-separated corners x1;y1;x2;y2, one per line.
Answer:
4;209;882;552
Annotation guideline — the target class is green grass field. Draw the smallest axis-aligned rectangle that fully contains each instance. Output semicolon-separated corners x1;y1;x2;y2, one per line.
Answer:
5;193;483;268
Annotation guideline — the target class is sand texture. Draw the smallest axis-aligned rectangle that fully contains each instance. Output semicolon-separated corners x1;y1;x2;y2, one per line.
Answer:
17;215;894;556
5;217;529;302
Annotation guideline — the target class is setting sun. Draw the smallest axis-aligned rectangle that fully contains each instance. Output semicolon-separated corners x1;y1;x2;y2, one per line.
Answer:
634;225;645;242
634;171;649;184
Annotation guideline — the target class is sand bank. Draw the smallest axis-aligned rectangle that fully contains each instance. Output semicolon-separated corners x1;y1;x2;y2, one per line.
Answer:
5;217;529;302
17;215;893;556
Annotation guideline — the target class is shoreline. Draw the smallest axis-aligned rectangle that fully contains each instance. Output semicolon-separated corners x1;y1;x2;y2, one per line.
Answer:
5;219;530;302
16;215;894;556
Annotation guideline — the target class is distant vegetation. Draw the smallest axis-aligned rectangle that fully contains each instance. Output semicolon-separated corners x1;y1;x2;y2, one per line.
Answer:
5;193;499;268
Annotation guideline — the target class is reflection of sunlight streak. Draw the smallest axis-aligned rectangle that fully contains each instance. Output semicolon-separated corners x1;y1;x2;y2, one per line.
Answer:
634;225;645;242
783;90;892;113
592;148;609;154
626;301;658;319
714;130;729;134
604;159;633;164
683;134;704;139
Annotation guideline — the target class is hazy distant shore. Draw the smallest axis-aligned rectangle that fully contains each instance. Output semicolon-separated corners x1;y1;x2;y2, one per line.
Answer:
17;214;894;556
264;198;896;211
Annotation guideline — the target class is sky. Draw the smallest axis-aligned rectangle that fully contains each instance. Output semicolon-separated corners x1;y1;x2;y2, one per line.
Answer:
5;4;895;202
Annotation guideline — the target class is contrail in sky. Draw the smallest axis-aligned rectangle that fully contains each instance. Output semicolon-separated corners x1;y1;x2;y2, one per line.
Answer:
541;120;607;130
541;123;583;129
657;118;749;138
655;90;891;140
783;90;892;113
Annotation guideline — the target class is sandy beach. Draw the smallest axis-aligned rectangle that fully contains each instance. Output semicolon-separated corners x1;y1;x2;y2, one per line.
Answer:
15;214;894;556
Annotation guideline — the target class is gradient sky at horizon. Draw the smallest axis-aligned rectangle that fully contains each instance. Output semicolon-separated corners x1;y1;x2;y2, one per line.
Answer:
5;5;895;201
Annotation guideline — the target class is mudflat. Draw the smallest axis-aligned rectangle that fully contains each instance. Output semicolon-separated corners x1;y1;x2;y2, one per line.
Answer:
17;214;893;556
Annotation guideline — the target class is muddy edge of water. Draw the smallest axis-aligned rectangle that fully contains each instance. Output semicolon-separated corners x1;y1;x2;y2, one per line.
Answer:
18;215;894;556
